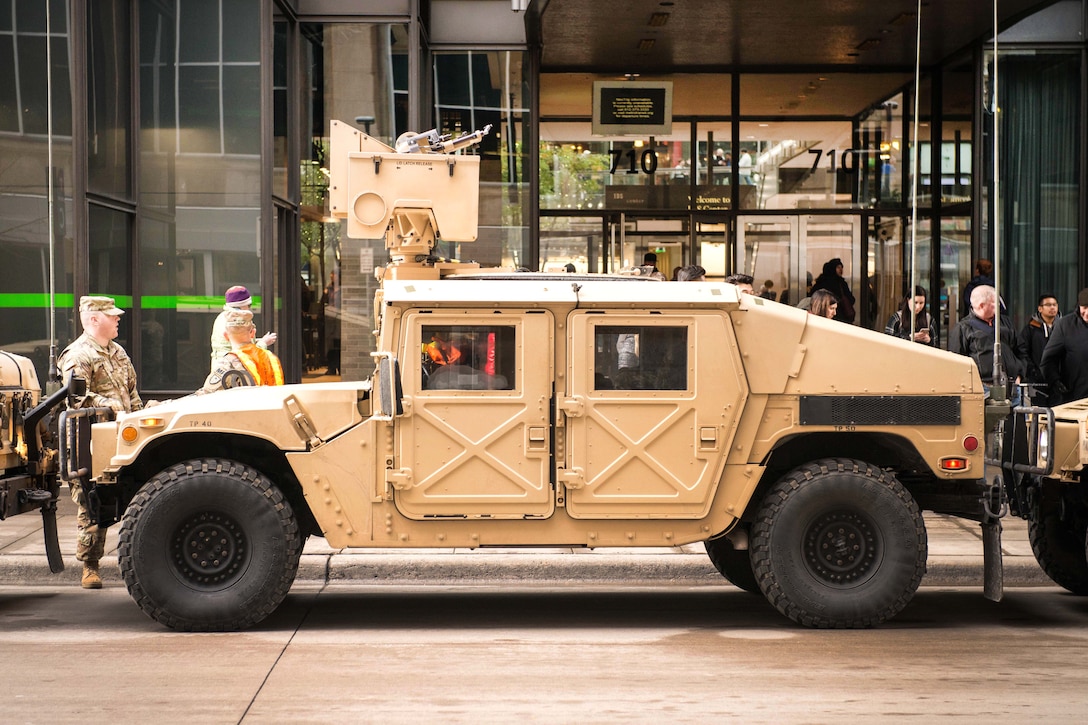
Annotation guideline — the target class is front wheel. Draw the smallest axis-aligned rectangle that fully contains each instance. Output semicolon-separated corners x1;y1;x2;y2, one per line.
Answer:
751;458;927;628
118;458;303;631
1029;483;1088;594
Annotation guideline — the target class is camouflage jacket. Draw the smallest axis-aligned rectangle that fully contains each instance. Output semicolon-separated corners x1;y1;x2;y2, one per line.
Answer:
197;353;249;395
58;333;143;413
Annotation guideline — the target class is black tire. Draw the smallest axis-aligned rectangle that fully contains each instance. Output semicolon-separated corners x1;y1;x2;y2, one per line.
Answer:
1028;488;1088;595
705;534;760;593
117;458;302;631
751;458;927;628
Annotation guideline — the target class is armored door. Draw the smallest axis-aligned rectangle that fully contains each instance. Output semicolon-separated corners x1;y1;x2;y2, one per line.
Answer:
562;311;747;518
395;311;554;519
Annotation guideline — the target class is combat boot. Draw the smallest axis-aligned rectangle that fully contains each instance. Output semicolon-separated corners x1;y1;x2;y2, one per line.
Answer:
81;561;102;589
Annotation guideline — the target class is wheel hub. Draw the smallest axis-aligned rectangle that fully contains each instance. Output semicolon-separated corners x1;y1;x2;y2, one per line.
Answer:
804;510;879;586
171;511;247;588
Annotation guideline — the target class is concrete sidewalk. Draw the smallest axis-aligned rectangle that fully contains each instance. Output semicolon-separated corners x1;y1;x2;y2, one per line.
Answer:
0;493;1054;588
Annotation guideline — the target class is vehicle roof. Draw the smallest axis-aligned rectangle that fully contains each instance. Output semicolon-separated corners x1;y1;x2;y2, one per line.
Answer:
382;275;745;307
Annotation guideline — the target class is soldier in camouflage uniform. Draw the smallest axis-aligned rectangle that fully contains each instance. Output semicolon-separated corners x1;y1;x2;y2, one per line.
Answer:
198;309;284;394
58;296;143;589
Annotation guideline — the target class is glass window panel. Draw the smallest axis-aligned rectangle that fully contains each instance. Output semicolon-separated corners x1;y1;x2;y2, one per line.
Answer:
0;0;10;32
539;121;692;212
435;54;470;107
938;216;971;346
139;0;177;215
223;65;260;155
301;23;407;380
87;0;132;198
88;204;133;348
0;36;16;131
137;0;261;391
421;325;516;391
178;65;220;154
540;215;603;273
17;35;73;136
854;94;905;209
735;121;855;210
222;1;258;63
15;0;65;33
273;20;288;199
0;10;74;382
594;326;688;391
434;51;530;269
178;0;219;63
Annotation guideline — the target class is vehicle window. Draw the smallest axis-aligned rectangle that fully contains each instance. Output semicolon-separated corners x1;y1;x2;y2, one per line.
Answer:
421;325;516;391
594;325;688;390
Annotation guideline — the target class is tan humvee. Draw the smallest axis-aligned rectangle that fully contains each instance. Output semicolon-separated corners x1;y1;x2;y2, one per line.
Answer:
1007;399;1088;595
1;351;65;571
65;121;997;632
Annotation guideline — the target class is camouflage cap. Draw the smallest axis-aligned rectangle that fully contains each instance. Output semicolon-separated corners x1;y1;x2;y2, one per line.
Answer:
223;309;255;328
79;296;125;315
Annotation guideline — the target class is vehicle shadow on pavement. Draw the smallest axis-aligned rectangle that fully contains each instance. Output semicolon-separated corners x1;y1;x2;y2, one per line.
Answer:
262;586;1088;633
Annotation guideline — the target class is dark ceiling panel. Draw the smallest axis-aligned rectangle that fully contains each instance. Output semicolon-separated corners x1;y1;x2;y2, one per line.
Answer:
537;0;1056;71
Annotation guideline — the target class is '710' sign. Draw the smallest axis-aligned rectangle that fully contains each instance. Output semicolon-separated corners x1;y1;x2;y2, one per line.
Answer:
608;148;875;175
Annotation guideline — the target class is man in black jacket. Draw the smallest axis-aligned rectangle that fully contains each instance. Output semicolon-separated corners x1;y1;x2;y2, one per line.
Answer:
1040;288;1088;405
950;284;1025;402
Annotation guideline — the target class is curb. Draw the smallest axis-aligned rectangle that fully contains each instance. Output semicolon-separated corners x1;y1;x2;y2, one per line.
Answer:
0;553;1056;588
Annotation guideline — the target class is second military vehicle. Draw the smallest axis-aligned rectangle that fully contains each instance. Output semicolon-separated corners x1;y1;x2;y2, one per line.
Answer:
61;121;998;631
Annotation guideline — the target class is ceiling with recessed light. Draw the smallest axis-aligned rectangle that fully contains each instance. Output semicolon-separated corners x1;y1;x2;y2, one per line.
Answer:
534;0;1053;70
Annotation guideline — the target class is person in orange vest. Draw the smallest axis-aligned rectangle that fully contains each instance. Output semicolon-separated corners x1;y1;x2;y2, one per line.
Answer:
198;309;284;393
424;330;462;366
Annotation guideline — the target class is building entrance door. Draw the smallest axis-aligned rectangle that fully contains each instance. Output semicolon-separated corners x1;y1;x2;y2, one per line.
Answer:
606;215;687;278
736;215;862;319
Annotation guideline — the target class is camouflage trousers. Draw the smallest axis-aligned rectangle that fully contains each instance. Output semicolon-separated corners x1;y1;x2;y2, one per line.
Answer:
70;481;107;563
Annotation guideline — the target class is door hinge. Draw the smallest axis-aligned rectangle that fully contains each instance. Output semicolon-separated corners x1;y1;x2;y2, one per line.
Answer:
385;468;413;490
557;467;585;490
557;396;585;417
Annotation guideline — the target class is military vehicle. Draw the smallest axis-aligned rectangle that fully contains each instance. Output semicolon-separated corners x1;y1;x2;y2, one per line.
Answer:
0;351;67;573
1003;399;1088;595
59;120;1005;632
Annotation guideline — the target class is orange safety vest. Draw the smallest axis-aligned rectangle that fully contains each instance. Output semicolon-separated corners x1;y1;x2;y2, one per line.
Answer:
232;345;284;386
425;339;461;366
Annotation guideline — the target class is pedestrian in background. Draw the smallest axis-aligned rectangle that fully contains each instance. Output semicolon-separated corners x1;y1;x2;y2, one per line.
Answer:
810;258;856;323
640;252;667;280
884;286;936;346
1040;288;1088;405
58;296;144;590
1019;293;1060;405
210;285;276;372
962;259;994;317
950;284;1025;402
199;309;285;393
724;273;755;294
677;264;706;282
808;289;838;319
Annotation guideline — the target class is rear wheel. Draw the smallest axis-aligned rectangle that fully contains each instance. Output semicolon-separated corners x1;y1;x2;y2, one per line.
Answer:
1029;483;1088;595
751;458;926;628
118;458;302;631
705;534;760;593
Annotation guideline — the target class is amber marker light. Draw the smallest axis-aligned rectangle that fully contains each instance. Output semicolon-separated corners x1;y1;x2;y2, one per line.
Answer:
962;435;979;452
940;457;969;471
121;426;139;443
139;417;165;429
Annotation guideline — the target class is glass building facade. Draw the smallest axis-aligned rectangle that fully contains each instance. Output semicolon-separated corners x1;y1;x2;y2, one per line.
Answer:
0;0;1083;392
